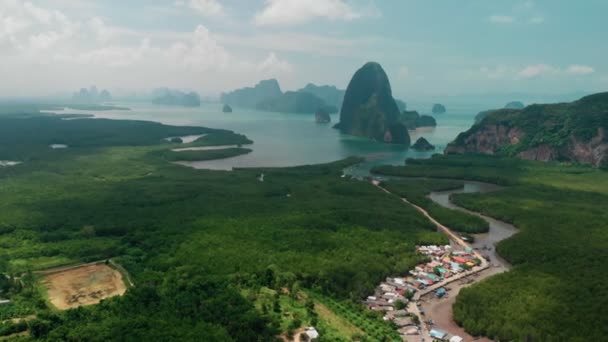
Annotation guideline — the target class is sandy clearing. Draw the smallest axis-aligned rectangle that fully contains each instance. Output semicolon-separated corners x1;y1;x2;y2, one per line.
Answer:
42;263;127;310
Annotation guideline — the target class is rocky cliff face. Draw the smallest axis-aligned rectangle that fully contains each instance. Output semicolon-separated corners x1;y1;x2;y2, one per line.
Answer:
446;93;608;168
336;62;410;145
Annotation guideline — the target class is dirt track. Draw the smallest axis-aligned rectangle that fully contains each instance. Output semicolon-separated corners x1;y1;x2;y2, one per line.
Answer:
42;263;127;310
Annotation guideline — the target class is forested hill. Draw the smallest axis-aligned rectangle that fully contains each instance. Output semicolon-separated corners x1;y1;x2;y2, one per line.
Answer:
446;92;608;168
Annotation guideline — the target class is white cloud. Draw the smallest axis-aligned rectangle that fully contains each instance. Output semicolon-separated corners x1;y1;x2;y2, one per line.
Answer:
257;52;293;74
488;15;515;24
516;64;557;79
566;64;594;75
479;64;595;80
184;0;224;17
254;0;362;26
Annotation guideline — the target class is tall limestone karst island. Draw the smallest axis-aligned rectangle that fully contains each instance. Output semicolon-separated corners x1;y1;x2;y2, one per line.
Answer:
335;62;410;145
447;92;608;167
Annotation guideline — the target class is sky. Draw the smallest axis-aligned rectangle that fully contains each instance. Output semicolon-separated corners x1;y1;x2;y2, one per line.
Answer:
1;0;607;100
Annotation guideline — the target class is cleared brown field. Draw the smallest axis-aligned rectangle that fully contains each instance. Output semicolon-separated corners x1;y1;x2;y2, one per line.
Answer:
41;263;127;310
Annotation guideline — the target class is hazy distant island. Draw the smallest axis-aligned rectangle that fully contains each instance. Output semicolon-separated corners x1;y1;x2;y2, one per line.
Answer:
221;79;282;108
298;83;345;109
315;108;331;123
447;92;608;167
222;104;233;113
411;137;435;151
400;110;437;130
432;103;447;114
222;79;345;115
152;88;201;107
335;62;410;145
72;86;112;104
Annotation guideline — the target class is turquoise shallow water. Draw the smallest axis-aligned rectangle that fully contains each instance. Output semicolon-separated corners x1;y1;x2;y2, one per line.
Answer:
53;101;491;173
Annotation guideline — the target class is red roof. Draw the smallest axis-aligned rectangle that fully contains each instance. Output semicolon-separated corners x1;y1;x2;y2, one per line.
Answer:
453;256;468;264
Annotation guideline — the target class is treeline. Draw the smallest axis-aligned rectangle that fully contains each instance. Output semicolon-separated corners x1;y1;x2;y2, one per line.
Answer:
377;178;489;234
30;270;279;341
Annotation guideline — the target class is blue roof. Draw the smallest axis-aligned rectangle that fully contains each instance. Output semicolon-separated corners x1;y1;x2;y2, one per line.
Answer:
430;328;447;339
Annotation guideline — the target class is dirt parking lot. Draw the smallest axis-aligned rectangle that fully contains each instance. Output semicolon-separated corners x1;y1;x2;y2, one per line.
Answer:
41;263;127;310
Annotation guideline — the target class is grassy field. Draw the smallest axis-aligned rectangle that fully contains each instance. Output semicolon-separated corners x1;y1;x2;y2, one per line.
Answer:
379;154;608;341
0;108;442;340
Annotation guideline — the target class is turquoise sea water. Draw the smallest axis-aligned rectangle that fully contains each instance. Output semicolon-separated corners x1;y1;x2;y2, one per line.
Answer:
54;101;493;174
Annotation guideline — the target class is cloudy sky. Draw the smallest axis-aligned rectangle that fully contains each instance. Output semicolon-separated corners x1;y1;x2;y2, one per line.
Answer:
1;0;607;99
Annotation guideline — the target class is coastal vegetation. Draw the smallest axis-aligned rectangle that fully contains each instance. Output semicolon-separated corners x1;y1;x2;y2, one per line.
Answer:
0;107;443;340
380;154;608;341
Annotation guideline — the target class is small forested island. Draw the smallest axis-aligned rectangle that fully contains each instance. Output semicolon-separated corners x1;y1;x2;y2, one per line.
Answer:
504;101;525;109
411;137;435;151
222;104;232;113
447;92;608;167
151;88;201;107
400;110;437;130
315;108;331;123
335;62;410;145
432;103;446;114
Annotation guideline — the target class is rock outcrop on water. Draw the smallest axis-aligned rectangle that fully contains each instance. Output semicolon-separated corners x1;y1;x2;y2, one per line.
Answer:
412;137;435;151
505;101;525;109
315;109;331;123
432;103;446;114
446;92;608;168
222;104;232;113
221;79;283;108
400;110;437;130
256;91;337;114
336;62;410;145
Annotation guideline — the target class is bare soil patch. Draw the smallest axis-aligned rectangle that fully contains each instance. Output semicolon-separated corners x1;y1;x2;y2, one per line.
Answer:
41;263;127;310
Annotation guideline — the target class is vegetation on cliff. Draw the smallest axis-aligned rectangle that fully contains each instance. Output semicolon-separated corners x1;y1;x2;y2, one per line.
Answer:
449;92;608;167
336;62;410;145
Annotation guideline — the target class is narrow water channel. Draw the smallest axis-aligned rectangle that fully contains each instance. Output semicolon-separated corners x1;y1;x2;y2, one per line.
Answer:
427;181;518;269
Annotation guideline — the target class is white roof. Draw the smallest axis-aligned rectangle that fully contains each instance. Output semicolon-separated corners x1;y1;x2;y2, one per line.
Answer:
305;327;319;339
450;336;464;342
